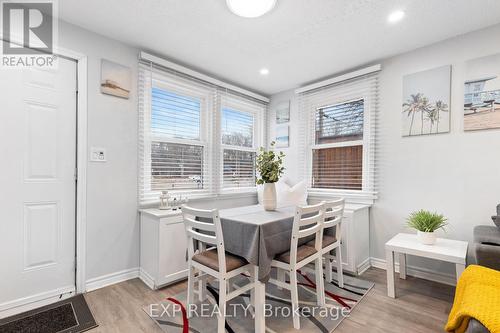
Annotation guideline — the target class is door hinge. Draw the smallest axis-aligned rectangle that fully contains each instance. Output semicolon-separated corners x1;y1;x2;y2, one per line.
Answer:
74;167;78;182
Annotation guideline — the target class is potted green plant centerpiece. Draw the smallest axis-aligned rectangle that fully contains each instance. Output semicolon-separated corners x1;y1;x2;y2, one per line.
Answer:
406;210;448;245
256;142;285;211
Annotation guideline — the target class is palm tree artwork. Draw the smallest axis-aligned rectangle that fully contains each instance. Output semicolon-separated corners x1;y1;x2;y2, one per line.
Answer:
402;65;451;136
402;94;449;135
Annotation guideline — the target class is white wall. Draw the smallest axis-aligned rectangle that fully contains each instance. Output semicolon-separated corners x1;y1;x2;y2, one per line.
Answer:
268;91;300;182
270;24;500;279
58;21;257;284
58;21;140;282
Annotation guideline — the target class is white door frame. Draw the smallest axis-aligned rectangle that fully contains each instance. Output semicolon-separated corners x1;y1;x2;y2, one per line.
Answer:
54;46;88;294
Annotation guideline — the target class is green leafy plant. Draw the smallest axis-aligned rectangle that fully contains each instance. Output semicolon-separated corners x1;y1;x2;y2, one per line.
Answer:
256;142;285;185
406;210;448;232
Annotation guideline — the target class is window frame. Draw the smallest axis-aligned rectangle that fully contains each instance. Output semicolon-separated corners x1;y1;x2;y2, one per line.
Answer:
147;75;214;197
306;92;374;197
219;97;263;193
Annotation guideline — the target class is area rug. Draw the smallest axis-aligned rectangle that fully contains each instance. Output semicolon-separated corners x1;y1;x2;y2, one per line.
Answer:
0;294;98;333
144;268;374;332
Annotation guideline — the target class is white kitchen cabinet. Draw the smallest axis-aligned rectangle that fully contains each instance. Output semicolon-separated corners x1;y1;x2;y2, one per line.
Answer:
139;208;188;290
336;203;371;275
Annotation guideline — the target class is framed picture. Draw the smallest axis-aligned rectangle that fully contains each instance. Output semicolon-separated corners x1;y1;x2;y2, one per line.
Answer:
402;65;451;136
275;101;290;124
464;53;500;131
101;59;131;99
275;124;289;148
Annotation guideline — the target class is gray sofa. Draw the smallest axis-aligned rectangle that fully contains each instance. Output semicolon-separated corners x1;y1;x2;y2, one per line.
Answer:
473;226;500;271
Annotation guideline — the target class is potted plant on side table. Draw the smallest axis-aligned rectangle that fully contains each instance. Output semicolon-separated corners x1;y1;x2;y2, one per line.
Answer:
256;142;285;211
406;210;448;245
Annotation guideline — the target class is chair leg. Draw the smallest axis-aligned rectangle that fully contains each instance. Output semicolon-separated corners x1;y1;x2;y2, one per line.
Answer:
187;265;196;318
315;257;326;306
325;256;333;283
277;268;285;290
247;269;255;317
217;277;227;333
290;271;301;330
198;268;207;302
336;246;344;288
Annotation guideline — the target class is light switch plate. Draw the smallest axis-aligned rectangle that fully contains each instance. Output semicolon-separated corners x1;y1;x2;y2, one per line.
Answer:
90;147;107;162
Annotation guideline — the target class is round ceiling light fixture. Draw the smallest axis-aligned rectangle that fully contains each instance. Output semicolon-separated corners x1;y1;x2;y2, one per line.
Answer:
259;68;270;75
388;10;405;23
226;0;277;18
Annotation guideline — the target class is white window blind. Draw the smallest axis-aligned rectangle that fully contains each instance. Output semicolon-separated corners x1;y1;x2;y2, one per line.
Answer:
220;93;265;189
297;70;379;198
138;61;267;204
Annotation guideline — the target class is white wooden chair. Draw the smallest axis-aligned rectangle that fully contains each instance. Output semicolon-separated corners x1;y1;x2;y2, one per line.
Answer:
182;205;257;333
269;202;326;330
310;199;345;288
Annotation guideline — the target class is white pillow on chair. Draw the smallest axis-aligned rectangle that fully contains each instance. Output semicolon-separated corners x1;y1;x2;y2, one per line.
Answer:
257;180;307;207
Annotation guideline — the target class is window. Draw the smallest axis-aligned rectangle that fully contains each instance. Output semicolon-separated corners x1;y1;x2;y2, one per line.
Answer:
221;107;256;188
150;86;206;191
312;99;364;190
138;61;267;204
297;69;379;199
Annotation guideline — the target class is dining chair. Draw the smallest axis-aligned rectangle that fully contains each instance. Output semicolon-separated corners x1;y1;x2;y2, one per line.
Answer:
181;205;257;333
309;198;345;288
269;202;326;330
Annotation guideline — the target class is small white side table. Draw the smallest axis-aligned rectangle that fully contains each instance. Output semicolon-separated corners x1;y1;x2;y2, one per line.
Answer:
385;233;468;298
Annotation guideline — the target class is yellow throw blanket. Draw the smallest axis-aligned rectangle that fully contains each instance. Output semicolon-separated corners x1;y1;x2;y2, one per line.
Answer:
446;265;500;333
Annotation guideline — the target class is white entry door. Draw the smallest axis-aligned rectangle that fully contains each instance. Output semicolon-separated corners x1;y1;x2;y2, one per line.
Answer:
0;57;78;315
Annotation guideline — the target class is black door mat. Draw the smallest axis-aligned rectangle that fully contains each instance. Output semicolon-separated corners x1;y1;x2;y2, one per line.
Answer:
0;294;98;333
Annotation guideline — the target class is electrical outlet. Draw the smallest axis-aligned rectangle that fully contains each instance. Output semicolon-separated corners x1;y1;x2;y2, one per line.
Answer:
90;147;107;162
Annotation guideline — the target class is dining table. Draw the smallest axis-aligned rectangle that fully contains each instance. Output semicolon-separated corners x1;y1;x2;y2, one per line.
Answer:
216;204;302;333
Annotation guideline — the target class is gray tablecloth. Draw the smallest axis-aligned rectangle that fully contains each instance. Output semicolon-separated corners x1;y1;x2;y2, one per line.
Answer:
219;205;298;282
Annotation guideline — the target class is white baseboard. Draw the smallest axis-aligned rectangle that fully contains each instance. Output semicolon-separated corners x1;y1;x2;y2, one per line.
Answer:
370;257;456;286
139;268;156;290
357;258;371;275
0;286;75;319
85;267;140;292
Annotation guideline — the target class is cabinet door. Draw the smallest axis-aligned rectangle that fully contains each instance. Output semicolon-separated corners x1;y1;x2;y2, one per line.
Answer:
158;221;189;286
340;214;353;272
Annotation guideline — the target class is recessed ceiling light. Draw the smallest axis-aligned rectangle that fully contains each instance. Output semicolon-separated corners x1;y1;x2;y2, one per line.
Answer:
226;0;277;18
388;10;405;23
259;68;269;75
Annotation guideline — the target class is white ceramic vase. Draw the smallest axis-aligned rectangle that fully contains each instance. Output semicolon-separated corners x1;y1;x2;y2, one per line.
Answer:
263;182;277;211
417;231;436;245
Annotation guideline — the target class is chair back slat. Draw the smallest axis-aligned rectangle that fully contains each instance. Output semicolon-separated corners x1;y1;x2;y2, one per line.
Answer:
299;202;325;215
184;216;217;232
299;214;323;227
186;229;218;246
297;223;322;239
182;205;218;219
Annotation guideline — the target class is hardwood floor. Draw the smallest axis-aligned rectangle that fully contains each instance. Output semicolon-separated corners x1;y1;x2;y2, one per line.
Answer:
84;268;455;332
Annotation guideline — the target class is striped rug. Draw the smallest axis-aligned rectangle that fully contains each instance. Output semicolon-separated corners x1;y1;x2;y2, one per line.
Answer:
144;268;373;333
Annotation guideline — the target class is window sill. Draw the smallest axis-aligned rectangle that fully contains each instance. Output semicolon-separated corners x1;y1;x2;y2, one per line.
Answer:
307;189;377;205
139;190;257;209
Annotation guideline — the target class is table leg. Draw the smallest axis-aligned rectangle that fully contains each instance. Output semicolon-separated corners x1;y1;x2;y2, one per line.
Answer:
455;264;465;282
386;249;396;298
399;253;407;280
253;265;266;333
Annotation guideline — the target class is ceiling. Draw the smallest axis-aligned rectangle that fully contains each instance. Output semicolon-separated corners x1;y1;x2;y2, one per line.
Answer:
58;0;500;96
